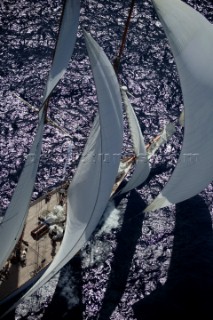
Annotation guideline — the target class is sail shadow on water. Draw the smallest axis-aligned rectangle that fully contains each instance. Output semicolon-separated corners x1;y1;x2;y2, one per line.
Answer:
42;257;83;320
42;197;130;320
97;190;146;320
133;195;213;319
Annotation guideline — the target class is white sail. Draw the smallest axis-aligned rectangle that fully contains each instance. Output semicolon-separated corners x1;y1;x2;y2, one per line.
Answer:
0;112;45;271
18;31;123;301
42;0;81;104
145;0;213;211
0;0;80;270
118;87;150;194
147;122;176;160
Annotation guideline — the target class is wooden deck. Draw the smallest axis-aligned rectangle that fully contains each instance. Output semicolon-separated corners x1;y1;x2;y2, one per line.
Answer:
0;189;67;300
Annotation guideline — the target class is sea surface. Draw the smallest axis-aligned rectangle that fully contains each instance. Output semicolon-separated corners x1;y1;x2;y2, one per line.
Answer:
1;0;213;319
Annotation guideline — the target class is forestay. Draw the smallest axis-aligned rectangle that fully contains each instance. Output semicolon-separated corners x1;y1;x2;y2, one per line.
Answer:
0;0;80;271
145;0;213;211
118;87;150;195
18;31;123;300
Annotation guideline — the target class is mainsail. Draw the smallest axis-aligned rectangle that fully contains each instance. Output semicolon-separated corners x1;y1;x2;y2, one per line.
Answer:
0;0;80;271
16;31;123;302
145;0;213;211
118;87;150;195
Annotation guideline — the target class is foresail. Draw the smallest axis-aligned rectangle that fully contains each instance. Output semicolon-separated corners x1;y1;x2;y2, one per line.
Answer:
118;87;150;194
42;0;81;104
145;0;213;211
0;0;80;278
17;31;123;301
147;122;176;160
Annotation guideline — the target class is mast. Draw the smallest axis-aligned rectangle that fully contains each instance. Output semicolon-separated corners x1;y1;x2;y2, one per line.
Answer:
113;0;136;75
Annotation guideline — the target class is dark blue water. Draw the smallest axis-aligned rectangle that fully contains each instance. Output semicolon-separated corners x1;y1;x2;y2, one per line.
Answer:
1;0;213;319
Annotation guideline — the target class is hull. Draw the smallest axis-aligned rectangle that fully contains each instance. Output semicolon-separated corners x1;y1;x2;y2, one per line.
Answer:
0;157;135;307
0;265;48;316
0;182;69;302
0;123;171;307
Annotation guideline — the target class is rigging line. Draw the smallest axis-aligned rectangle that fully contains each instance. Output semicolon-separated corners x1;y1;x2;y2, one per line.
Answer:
23;240;46;261
12;92;39;112
113;0;136;75
22;237;46;265
46;118;72;140
12;92;72;139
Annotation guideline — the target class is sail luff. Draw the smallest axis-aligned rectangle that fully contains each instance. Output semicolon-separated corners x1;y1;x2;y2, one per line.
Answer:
145;0;213;211
41;0;81;105
12;31;123;305
118;88;150;194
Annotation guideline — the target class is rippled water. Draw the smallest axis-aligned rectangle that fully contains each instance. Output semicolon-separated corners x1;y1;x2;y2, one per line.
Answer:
1;0;213;319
